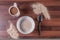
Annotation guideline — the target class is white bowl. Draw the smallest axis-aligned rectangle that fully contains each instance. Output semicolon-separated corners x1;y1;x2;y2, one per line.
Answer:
16;16;35;34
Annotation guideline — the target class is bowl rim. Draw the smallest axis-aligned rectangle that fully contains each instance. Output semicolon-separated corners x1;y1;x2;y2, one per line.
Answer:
16;16;35;34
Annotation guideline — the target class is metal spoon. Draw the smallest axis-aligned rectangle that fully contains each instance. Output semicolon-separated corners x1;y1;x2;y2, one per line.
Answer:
37;14;43;35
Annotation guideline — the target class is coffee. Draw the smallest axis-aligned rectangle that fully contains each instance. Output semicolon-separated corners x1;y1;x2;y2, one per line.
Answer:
10;7;18;15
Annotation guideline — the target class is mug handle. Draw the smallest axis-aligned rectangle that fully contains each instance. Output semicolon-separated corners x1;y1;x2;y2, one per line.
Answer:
13;3;17;7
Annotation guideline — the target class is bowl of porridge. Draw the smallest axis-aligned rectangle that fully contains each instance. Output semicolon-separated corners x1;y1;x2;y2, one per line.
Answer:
16;16;35;34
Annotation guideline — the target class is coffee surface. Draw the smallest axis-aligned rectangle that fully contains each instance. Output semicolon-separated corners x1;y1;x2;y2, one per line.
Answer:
10;7;18;15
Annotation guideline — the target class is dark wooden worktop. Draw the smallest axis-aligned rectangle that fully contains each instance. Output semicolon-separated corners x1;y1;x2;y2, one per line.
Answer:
0;0;60;39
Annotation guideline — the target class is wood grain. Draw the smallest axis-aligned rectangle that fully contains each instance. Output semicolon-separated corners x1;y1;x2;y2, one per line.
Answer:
0;0;59;6
0;0;60;38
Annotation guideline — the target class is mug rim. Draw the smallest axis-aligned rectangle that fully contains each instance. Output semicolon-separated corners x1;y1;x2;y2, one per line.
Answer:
8;6;20;17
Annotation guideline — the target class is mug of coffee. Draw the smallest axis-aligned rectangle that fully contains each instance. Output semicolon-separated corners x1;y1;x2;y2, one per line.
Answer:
8;3;20;17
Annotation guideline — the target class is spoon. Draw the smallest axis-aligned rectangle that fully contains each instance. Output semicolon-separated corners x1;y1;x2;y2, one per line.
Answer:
37;14;43;35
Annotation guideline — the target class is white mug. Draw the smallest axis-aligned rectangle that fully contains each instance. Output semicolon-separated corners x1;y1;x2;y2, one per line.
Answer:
8;3;20;17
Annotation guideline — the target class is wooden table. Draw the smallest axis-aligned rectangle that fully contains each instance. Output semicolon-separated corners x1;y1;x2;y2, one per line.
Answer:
0;0;60;39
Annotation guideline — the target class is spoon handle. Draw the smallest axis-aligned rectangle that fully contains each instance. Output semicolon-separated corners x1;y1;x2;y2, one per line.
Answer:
38;22;40;35
38;21;41;35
